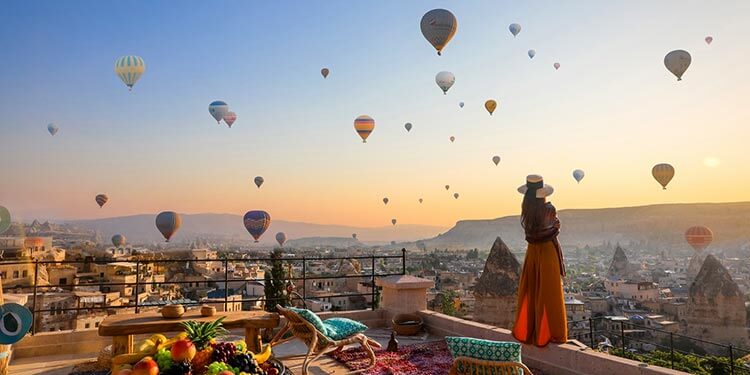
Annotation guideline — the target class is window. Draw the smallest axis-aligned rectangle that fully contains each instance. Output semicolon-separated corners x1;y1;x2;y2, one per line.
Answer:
59;278;67;285
12;271;19;278
0;272;6;279
85;323;90;329
95;322;99;328
22;270;28;278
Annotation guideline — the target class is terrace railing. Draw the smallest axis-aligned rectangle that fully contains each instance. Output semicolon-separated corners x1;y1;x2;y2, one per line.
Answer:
0;249;407;335
568;316;750;374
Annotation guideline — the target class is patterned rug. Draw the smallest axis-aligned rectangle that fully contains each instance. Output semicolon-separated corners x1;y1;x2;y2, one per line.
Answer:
328;340;454;375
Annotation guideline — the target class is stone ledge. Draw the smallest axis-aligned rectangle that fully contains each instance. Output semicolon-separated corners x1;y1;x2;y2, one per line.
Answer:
376;275;434;289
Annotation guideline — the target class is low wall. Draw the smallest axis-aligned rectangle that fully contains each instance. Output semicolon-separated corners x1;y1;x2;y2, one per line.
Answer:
12;309;385;360
418;310;688;375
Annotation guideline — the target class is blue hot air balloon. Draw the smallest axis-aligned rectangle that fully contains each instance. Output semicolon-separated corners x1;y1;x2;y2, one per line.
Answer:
243;210;271;242
209;101;229;124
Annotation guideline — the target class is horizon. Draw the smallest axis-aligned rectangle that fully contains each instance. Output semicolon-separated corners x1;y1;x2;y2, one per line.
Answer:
2;1;750;230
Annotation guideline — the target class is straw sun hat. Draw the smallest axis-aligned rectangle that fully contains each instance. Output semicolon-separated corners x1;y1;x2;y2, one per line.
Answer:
517;174;554;198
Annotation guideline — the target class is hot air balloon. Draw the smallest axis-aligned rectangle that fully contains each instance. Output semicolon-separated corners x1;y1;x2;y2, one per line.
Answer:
156;211;181;242
254;176;264;188
114;55;145;91
111;234;126;248
418;198;423;204
705;36;713;45
223;112;237;128
664;50;691;81
420;9;458;56
209;101;229;124
449;136;455;143
383;197;389;205
243;210;271;242
276;232;287;247
459;102;464;108
572;169;585;183
391;219;397;226
652;163;675;189
453;193;459;199
352;233;357;239
321;68;330;78
405;123;412;132
528;49;536;59
0;206;11;235
553;62;561;70
47;123;58;136
435;71;455;94
95;194;109;208
509;23;521;37
685;226;713;253
485;100;497;115
354;115;375;143
445;185;450;190
492;156;501;166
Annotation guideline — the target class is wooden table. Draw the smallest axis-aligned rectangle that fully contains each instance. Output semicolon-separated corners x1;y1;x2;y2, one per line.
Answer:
98;310;279;355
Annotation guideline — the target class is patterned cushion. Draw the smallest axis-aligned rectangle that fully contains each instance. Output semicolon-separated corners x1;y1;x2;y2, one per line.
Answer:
322;317;368;340
445;336;521;362
288;307;328;335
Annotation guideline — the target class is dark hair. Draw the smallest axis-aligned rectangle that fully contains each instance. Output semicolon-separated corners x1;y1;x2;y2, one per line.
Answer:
521;186;546;232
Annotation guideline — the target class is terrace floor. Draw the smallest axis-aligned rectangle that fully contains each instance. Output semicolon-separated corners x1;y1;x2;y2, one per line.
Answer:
9;327;442;375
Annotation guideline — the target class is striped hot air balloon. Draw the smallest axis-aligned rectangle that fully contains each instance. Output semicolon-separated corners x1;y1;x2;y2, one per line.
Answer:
95;194;109;208
685;226;713;253
114;55;145;91
354;115;375;143
156;211;181;242
209;101;229;124
244;210;271;242
652;163;675;189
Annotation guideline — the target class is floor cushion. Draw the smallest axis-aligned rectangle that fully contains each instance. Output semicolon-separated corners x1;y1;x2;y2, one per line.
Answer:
322;317;368;340
445;336;522;362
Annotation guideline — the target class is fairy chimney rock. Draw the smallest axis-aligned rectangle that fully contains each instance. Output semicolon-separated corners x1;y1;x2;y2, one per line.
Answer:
473;237;521;329
607;245;637;280
682;254;748;351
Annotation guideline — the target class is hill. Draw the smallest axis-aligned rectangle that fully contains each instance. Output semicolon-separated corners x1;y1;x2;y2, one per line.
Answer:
419;202;750;251
65;213;446;245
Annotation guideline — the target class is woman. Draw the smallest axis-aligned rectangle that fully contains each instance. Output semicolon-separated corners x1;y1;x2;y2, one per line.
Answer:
512;174;568;347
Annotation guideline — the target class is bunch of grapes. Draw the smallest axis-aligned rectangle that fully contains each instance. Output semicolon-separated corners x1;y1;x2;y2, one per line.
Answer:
211;342;237;363
228;352;266;374
206;361;235;375
259;361;282;375
163;360;192;375
155;348;173;371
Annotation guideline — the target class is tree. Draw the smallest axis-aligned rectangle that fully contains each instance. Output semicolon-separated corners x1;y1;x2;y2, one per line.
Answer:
264;249;290;312
439;290;460;316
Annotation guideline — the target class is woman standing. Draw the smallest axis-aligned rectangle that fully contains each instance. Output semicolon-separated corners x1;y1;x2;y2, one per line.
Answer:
512;175;568;347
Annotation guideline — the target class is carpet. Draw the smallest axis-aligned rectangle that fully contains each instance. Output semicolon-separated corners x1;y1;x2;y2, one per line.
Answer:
328;340;455;375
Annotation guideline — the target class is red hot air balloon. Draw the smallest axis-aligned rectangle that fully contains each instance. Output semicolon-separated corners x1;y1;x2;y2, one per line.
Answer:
685;226;713;253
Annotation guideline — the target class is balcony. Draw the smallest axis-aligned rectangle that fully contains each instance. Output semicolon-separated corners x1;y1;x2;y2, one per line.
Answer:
7;272;696;375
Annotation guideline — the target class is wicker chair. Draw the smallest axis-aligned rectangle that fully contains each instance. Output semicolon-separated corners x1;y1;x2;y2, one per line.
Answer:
449;356;533;375
270;305;382;375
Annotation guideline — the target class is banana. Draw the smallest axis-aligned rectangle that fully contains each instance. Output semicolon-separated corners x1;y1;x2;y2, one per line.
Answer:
112;352;151;365
157;332;188;350
252;344;273;364
135;339;155;353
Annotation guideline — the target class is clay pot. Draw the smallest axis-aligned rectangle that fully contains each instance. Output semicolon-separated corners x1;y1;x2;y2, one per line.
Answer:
161;304;185;319
200;305;216;317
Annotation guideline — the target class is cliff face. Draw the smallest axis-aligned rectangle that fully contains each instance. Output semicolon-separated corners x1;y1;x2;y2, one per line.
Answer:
683;255;748;351
607;246;638;280
473;237;521;329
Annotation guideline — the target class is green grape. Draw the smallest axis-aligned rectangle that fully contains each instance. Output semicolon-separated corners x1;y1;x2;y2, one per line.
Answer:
206;361;233;375
155;348;173;370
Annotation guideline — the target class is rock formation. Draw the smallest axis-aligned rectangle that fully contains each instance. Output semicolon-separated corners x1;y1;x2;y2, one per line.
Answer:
606;245;638;280
682;255;748;352
473;237;521;329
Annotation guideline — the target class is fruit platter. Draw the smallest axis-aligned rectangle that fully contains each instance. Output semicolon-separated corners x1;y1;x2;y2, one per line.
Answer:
111;317;289;375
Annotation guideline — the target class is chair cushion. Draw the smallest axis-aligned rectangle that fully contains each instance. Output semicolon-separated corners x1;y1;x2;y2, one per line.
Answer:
322;317;368;340
288;307;328;335
445;336;521;362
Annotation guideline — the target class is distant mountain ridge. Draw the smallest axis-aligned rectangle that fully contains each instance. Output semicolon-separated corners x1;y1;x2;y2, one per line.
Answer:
65;213;446;245
420;202;750;251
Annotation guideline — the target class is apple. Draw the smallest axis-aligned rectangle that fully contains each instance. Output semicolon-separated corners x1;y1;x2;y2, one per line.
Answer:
132;357;158;375
170;339;197;362
114;370;133;375
218;371;234;375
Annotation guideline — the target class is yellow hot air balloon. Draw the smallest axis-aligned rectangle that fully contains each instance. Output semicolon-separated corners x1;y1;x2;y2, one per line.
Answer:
354;115;375;143
114;55;146;91
485;100;497;115
652;163;675;189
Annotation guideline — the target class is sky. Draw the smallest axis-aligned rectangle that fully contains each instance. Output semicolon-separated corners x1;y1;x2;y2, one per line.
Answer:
1;1;749;228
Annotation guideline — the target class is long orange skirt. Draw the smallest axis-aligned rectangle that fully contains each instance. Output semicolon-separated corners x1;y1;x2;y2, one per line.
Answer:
512;240;568;347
